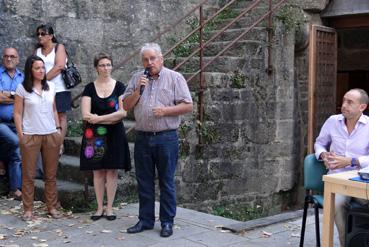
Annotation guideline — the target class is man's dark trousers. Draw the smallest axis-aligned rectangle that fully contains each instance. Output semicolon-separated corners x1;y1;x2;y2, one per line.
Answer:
134;130;178;228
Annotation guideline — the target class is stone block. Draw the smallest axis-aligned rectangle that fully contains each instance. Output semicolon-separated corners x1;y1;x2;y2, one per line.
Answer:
181;160;210;183
208;160;243;180
240;120;276;144
210;88;241;102
177;181;222;203
275;120;295;141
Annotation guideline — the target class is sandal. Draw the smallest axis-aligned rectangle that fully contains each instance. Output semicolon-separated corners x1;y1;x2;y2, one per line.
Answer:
22;211;34;221
48;209;63;219
8;190;22;201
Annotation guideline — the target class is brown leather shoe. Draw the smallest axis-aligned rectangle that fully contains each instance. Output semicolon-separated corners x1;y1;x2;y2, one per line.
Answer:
0;161;6;176
8;190;22;201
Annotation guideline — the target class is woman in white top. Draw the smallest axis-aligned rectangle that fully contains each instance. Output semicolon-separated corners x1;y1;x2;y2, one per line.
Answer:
13;55;63;221
35;24;70;155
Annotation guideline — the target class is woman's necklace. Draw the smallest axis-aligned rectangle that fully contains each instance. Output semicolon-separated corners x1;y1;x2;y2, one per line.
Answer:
41;44;54;56
95;79;114;97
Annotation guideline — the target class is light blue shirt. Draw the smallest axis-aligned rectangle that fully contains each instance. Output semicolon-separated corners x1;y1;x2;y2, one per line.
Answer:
314;114;369;173
0;65;24;121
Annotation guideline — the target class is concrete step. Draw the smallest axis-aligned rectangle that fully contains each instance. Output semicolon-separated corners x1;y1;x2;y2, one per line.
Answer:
34;174;138;209
34;179;94;209
57;155;93;185
187;40;266;57
208;27;267;42
166;56;245;73
60;144;135;185
220;0;280;9
183;72;233;90
213;14;267;30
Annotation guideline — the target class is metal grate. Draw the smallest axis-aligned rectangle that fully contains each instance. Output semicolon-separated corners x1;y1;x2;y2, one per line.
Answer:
308;25;337;153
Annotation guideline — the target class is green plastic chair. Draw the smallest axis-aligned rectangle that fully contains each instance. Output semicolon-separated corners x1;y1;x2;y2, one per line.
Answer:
299;153;328;247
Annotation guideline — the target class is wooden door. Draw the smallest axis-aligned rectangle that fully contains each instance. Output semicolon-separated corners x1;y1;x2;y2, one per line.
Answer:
307;25;337;153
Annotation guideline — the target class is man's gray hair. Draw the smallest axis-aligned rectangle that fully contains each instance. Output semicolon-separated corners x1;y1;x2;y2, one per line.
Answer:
350;88;369;104
140;43;162;56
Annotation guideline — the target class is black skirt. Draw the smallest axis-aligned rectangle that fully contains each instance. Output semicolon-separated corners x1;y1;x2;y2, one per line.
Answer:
80;122;131;171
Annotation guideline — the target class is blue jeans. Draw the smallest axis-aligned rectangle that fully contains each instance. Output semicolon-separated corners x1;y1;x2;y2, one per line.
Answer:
0;123;22;191
134;130;179;227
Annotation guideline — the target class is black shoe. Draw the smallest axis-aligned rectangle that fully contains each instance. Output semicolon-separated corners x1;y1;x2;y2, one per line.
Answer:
127;221;153;234
90;214;104;221
105;214;117;221
160;223;173;237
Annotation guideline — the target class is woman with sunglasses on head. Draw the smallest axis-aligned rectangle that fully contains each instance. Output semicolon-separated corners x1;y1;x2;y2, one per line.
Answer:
80;53;131;221
13;55;62;221
35;24;70;156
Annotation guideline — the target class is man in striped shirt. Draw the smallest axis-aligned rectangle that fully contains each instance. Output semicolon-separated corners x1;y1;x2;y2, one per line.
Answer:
123;43;193;237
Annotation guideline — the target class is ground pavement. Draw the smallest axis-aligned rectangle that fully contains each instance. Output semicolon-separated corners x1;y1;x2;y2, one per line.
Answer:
0;197;339;247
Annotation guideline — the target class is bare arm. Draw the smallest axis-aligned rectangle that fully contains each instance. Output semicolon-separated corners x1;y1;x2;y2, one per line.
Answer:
13;95;24;140
0;91;14;104
81;96;126;125
46;43;67;81
123;75;148;111
153;102;193;117
53;100;60;129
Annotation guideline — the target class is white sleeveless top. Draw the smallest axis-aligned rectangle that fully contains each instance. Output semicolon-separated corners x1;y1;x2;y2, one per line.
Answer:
36;46;68;93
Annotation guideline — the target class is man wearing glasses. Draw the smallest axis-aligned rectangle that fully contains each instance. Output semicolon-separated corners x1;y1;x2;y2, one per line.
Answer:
123;43;193;237
0;47;24;200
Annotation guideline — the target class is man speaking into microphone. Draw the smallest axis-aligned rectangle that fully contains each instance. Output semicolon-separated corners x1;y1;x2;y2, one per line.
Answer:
122;43;193;237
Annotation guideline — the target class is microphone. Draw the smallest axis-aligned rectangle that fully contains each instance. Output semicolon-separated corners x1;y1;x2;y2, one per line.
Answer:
140;67;150;95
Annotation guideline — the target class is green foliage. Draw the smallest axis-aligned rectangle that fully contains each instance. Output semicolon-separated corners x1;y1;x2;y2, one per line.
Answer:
211;204;264;221
230;70;246;88
179;121;192;139
63;195;138;213
66;119;83;137
275;5;307;32
197;120;218;144
169;8;239;58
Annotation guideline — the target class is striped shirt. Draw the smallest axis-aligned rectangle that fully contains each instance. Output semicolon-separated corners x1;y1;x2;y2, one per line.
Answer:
122;67;192;132
314;114;369;174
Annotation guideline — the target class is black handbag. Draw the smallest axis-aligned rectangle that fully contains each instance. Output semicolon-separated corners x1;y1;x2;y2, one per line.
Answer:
55;44;82;89
62;61;82;89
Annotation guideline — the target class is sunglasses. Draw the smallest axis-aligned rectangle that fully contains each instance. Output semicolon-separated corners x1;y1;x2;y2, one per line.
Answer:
36;32;49;37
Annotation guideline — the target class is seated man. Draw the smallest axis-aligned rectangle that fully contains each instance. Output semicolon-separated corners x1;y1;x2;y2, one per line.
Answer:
0;47;24;199
314;88;369;246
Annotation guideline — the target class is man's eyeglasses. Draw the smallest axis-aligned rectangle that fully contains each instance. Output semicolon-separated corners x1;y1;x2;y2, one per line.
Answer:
97;64;112;68
36;32;48;37
142;56;159;63
3;55;18;59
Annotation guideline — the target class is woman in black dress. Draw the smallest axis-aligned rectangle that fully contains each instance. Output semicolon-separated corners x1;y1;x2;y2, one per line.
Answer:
80;53;131;221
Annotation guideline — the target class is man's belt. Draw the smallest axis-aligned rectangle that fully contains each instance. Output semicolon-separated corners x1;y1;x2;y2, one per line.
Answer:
136;129;176;136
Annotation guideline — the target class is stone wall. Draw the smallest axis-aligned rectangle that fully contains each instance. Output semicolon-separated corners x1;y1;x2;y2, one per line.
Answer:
176;19;299;215
0;0;202;117
0;0;332;216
